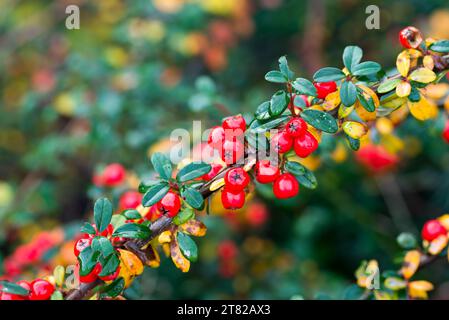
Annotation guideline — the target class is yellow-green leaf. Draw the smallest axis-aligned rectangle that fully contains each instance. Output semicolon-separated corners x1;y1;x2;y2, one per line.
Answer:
409;68;437;84
396;51;411;77
342;121;367;139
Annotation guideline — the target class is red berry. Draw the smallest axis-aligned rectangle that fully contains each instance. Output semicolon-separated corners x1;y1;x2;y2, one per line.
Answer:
314;81;337;99
221;139;245;165
246;202;269;227
99;266;121;282
443;120;449;144
17;280;31;292
29;279;55;300
285;118;307;138
93;223;114;237
119;191;142;210
224;168;250;192
218;240;238;259
208;126;225;149
422;220;447;242
1;292;27;300
294;131;318;158
74;237;92;257
355;144;399;173
146;204;162;221
399;26;423;49
221;188;245;210
273;173;299;199
222;114;246;133
255;160;280;184
271;131;293;154
79;263;102;283
202;163;223;181
102;163;126;186
157;191;181;218
289;94;310;109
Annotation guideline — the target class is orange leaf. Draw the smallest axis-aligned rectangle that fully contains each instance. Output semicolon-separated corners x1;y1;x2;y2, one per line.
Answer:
170;235;190;272
179;219;207;237
408;97;438;121
400;250;420;280
428;234;448;256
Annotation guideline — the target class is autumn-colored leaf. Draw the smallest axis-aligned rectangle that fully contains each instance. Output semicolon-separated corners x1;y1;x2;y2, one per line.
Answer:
376;118;394;135
209;178;225;192
408;97;438;121
428;234;448;255
396;51;411;77
338;105;354;118
384;277;407;290
118;249;144;287
158;230;172;244
396;81;411;97
179;219;207;237
342;121;368;139
144;244;161;268
423;55;434;70
322;90;341;111
400;250;420;280
408;281;434;299
409;68;437;84
170;236;190;272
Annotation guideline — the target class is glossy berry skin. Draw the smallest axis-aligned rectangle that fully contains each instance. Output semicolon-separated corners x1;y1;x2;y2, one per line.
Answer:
443;120;449;144
422;220;447;242
74;237;92;257
255;160;280;184
102;163;126;186
1;292;27;300
17;280;31;292
399;26;423;49
294;131;318;158
273;173;299;199
208;126;225;149
271;131;293;154
221;188;245;210
202;163;223;181
79;263;102;283
285;118;307;138
314;81;337;99
99;266;121;282
119;191;142;210
221;139;245;165
222;114;246;133
224;168;250;192
157;191;181;218
29;279;55;300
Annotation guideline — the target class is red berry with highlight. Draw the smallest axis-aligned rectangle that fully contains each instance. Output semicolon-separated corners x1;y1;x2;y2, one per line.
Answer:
119;191;142;210
221;139;245;165
29;279;55;300
314;81;337;99
157;191;181;218
422;219;447;242
224;167;250;192
202;163;223;181
255;160;280;184
79;263;102;284
208;126;225;149
102;163;126;187
294;131;318;158
399;26;423;49
222;114;246;132
221;188;245;210
74;237;92;257
271;130;293;154
273;173;299;199
286;118;307;138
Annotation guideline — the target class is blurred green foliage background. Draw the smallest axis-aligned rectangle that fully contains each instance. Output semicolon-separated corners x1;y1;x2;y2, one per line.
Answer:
1;0;449;299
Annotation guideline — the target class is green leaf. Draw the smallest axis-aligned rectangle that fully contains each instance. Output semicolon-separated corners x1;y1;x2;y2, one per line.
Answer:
98;254;120;277
177;162;211;183
284;161;306;176
111;214;127;231
313;67;345;82
352;61;381;76
142;182;169;207
340;81;358;106
346;135;360;151
0;281;30;296
94;198;113;233
121;209;141;220
294;95;308;108
181;187;204;209
112;223;151;239
81;222;96;235
357;92;375;112
269;90;289;116
264;70;287;83
255;101;271;121
151;153;172;180
138;179;160;193
301;109;338;134
377;78;401;93
78;246;100;276
278;56;294;80
101;278;124;298
249;115;289;133
397;232;418;249
408;86;421;102
295;167;318;189
91;236;115;258
173;208;195;225
343;46;363;72
177;232;198;262
50;291;64;300
292;78;317;97
429;40;449;53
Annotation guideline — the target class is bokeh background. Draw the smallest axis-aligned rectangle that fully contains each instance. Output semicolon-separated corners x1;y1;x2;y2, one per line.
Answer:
1;0;449;299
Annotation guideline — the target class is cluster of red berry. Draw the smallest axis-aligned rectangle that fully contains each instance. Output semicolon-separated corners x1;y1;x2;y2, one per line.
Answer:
0;279;54;300
221;168;250;209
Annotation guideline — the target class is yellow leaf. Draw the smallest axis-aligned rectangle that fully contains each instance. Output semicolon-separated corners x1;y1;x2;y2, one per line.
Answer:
144;244;161;268
423;55;435;70
381;96;407;110
384;277;407;290
408;281;434;299
179;219;207;237
428;234;448;255
322;90;341;111
376;118;394;135
396;51;411;77
355;260;378;288
158;230;172;244
400;250;421;280
354;85;379;122
408;97;438;121
389;104;409;124
118;249;144;288
437;214;449;230
170;235;190;272
53;265;65;287
338;105;354;118
396;81;411;97
409;68;437;84
374;291;394;300
209;178;225;192
380;134;404;154
342;121;368;139
423;83;449;100
331;142;347;163
445;95;449;113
